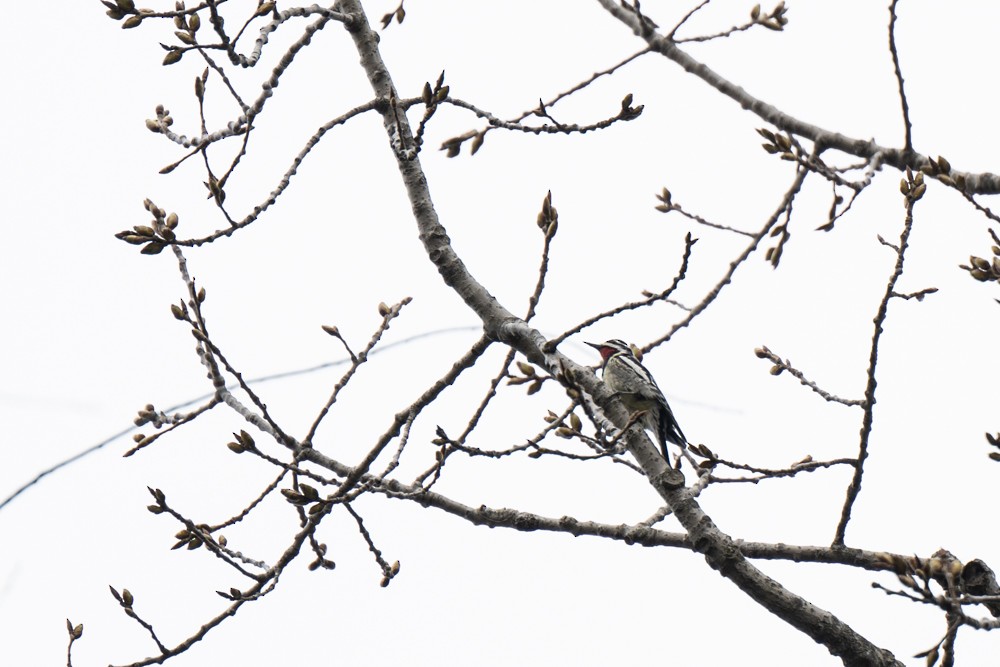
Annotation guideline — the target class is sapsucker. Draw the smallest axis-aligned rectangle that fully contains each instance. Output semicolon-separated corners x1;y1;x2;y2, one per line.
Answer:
587;339;686;462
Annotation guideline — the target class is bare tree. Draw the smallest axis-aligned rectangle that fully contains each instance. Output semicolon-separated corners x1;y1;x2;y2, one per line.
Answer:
11;1;1000;665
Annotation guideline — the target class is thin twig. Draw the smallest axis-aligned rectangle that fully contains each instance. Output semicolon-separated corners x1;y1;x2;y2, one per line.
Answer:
667;0;710;40
324;335;493;499
888;0;913;152
833;187;919;546
416;344;539;491
123;399;221;457
344;502;394;580
547;232;696;350
303;297;412;446
707;457;856;484
525;221;558;322
755;345;864;407
647;164;810;352
669;204;754;237
501;47;652;129
444;95;642;139
176;99;384;246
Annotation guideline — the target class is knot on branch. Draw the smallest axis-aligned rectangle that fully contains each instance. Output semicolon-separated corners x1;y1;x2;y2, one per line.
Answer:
479;505;516;527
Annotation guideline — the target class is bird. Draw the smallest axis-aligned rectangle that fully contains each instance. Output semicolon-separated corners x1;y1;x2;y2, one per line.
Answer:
586;339;686;463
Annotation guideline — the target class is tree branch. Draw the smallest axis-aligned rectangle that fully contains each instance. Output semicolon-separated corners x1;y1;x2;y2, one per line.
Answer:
596;0;1000;194
833;173;921;546
336;2;904;663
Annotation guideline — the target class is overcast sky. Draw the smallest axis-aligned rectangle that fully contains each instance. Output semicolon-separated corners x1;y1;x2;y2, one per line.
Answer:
3;2;1000;665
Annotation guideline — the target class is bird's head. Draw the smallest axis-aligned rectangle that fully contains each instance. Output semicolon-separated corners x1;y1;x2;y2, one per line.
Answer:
586;339;638;361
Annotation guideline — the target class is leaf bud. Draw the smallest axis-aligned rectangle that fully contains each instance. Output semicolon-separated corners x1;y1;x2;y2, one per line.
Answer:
969;269;989;281
569;412;582;431
470;133;485;155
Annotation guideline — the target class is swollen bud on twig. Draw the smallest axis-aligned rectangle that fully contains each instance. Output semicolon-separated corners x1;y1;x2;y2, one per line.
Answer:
536;190;558;231
569;412;582;432
470;132;485;155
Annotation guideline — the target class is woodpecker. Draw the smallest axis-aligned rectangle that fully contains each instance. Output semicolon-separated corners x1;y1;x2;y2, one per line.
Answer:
586;339;686;462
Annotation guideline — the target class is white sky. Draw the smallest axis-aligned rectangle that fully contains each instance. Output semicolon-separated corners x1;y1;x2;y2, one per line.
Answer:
3;1;1000;665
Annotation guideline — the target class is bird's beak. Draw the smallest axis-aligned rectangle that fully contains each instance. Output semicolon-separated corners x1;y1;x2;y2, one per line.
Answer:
585;341;602;351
